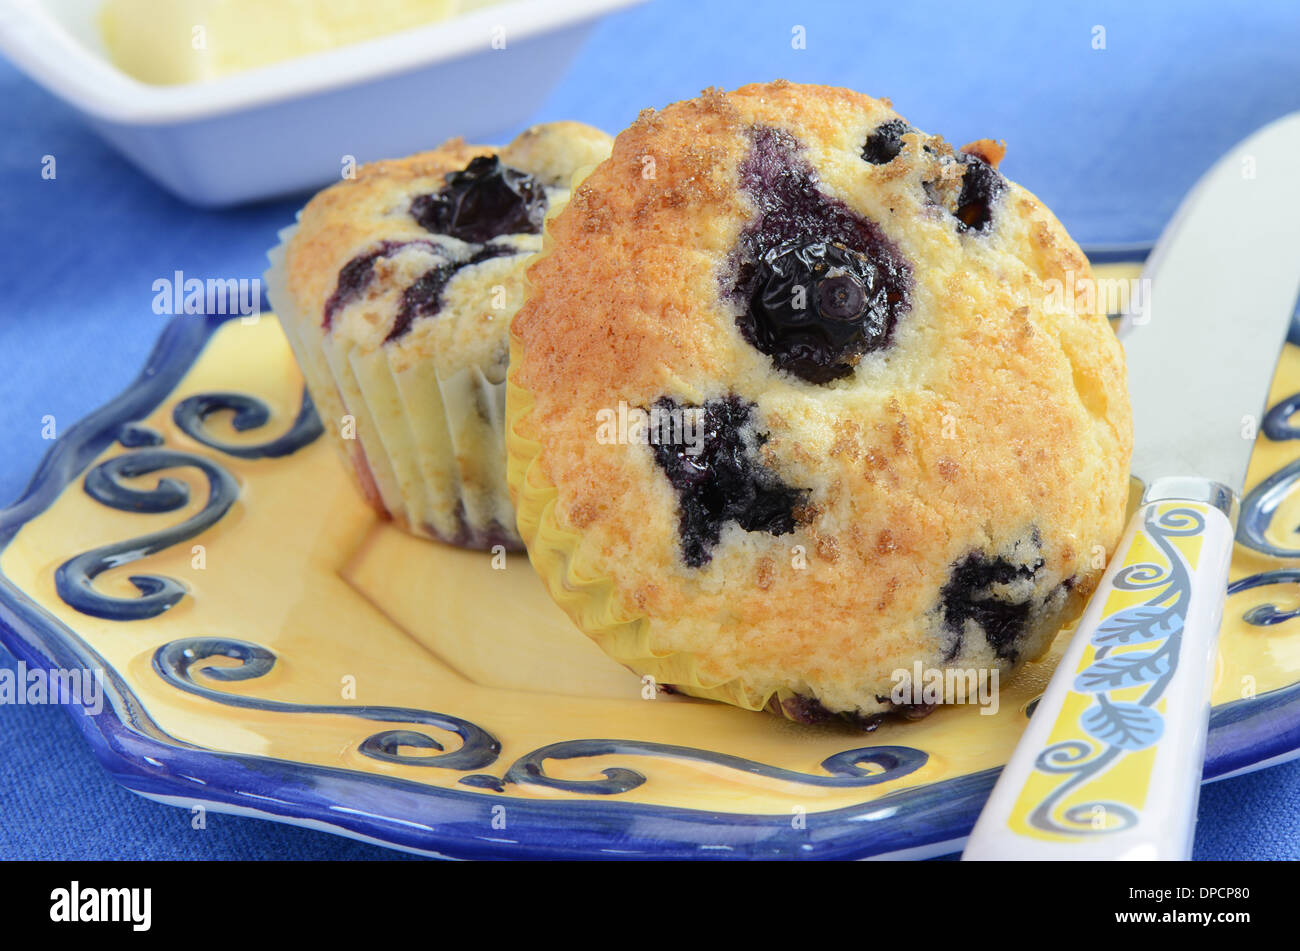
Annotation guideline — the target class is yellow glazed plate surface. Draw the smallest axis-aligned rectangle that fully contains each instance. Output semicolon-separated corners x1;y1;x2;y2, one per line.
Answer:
2;276;1299;858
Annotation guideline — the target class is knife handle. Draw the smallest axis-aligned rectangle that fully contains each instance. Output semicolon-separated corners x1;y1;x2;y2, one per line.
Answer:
963;484;1234;860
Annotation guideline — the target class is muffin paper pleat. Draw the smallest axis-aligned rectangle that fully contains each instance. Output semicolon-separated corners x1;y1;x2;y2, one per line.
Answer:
266;221;523;549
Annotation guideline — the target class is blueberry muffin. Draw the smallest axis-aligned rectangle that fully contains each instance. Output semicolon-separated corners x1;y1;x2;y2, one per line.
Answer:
507;83;1131;725
266;121;612;548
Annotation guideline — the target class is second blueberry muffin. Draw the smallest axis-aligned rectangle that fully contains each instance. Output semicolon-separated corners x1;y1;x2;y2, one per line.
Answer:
507;83;1131;725
266;121;612;548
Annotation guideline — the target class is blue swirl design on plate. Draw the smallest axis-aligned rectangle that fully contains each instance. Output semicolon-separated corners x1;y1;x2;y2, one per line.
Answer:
153;638;501;772
154;638;929;796
1238;390;1300;558
504;739;927;795
56;386;324;621
1234;382;1300;627
459;774;507;792
172;389;323;459
54;450;239;620
1028;506;1201;836
1228;569;1300;626
116;424;164;448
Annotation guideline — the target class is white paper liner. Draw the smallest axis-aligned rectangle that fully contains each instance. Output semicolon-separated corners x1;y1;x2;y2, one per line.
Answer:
264;221;521;549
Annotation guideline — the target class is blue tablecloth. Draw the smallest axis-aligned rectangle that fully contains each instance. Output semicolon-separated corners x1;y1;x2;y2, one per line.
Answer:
3;0;1299;860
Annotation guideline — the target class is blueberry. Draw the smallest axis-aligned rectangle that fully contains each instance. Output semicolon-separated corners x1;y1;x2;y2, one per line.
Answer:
953;154;1006;233
323;239;432;329
387;244;515;342
748;240;895;383
861;119;912;165
920;150;1007;234
728;126;911;384
781;693;931;731
323;240;517;339
817;273;867;320
324;253;378;329
650;395;805;567
410;155;547;243
781;694;887;731
939;550;1044;662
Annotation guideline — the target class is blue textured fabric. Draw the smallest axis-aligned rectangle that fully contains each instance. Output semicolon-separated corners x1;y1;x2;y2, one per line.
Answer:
2;0;1299;860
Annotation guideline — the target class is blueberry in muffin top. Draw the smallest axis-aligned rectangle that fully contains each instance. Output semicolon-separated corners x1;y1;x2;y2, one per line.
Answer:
649;395;805;567
409;155;548;243
729;126;911;384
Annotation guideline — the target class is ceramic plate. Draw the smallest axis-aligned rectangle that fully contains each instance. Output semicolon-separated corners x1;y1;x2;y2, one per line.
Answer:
4;263;1300;859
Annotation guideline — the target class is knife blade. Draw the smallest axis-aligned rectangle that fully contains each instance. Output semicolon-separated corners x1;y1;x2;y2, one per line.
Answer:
1127;115;1300;493
964;112;1300;860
